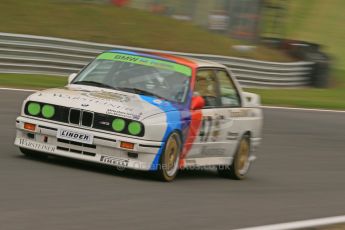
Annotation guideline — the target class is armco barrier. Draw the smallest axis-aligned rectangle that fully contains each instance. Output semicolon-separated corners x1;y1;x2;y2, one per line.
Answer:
0;32;314;88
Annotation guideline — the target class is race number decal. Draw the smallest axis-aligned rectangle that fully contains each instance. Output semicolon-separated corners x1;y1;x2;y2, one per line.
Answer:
199;115;225;142
199;116;212;142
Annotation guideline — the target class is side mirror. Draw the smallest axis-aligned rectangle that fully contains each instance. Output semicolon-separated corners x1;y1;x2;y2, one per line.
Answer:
191;96;205;110
68;73;78;84
242;92;261;107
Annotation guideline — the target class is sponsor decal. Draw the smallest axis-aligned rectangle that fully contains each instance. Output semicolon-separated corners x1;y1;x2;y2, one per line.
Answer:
84;91;130;102
106;108;143;120
229;109;249;118
97;52;192;76
18;138;56;153
57;129;94;144
100;155;129;167
201;147;225;157
99;121;110;126
153;99;162;105
39;90;131;108
185;159;196;164
227;132;239;140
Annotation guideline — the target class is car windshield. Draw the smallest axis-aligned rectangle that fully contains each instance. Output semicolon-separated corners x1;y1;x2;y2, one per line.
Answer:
72;52;192;103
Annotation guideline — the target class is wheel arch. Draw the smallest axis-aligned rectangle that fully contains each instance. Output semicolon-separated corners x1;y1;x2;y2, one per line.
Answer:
243;130;251;139
242;131;252;153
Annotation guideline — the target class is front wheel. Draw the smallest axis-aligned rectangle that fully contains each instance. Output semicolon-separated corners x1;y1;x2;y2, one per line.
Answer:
218;137;251;180
156;132;181;182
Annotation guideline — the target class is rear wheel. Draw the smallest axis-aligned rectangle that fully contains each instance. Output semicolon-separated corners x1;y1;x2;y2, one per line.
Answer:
156;132;181;182
20;148;48;159
218;136;250;180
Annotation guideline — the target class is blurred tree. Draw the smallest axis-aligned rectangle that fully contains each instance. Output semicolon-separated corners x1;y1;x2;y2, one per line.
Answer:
262;0;287;38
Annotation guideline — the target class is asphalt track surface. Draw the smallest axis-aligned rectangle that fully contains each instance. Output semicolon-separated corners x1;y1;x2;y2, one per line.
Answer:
1;90;344;230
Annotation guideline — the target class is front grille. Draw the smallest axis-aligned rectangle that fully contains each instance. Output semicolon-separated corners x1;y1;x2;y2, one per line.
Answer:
68;109;93;127
56;146;96;157
57;138;97;157
69;109;81;125
57;138;96;149
70;149;82;154
82;111;93;127
57;146;69;151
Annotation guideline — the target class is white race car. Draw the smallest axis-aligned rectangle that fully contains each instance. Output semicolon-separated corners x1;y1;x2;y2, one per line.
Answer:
14;50;262;181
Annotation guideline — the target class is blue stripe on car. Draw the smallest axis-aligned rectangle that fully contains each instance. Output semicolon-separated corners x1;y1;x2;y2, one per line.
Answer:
139;95;182;171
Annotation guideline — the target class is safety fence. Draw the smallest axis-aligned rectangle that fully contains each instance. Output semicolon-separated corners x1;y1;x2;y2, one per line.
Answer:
0;32;314;88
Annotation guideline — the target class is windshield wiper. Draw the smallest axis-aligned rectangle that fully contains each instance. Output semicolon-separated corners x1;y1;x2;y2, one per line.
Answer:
117;87;166;99
73;81;116;90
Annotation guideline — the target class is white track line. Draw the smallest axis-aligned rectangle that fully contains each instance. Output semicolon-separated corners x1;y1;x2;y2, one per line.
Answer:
262;105;345;113
0;87;36;92
1;87;345;113
234;215;345;230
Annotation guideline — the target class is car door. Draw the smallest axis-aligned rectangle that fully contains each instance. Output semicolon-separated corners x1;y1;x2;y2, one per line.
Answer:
185;68;235;162
214;68;248;158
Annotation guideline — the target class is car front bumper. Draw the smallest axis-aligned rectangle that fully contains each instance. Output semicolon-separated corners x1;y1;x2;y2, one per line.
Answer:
15;116;163;171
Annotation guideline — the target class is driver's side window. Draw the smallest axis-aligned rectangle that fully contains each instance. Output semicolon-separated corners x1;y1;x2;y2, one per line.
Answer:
216;70;241;107
194;70;219;107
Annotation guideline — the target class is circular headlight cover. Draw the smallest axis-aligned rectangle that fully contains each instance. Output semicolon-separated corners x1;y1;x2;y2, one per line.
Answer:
28;102;41;116
112;118;126;132
42;104;55;118
128;121;142;135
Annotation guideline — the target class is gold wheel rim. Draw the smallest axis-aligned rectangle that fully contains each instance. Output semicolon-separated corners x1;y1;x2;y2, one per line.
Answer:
164;134;179;173
236;139;249;175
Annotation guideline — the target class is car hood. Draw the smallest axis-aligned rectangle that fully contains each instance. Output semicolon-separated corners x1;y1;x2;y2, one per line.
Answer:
26;85;178;121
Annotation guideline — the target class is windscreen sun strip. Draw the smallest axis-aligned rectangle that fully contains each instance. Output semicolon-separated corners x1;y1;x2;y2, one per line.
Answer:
97;52;192;76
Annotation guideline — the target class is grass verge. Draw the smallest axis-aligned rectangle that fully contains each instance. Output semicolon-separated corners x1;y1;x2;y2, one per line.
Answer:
0;0;293;62
0;74;66;89
1;73;344;110
245;69;345;110
246;87;345;110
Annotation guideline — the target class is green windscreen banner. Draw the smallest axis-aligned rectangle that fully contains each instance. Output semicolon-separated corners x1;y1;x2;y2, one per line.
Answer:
97;52;192;76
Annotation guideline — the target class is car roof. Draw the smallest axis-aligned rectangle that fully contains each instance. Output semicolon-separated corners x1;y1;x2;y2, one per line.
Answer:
186;56;226;68
106;49;227;69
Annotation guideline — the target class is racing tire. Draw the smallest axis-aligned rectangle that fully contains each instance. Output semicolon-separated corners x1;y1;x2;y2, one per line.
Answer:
20;148;48;159
156;132;182;182
218;136;251;180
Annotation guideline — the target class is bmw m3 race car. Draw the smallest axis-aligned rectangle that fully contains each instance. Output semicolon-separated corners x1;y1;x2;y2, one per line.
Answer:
14;50;262;181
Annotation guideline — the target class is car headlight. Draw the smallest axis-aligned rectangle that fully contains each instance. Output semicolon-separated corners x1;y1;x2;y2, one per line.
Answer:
111;119;143;136
26;102;56;119
128;121;142;135
112;118;126;132
27;102;41;116
42;105;55;118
